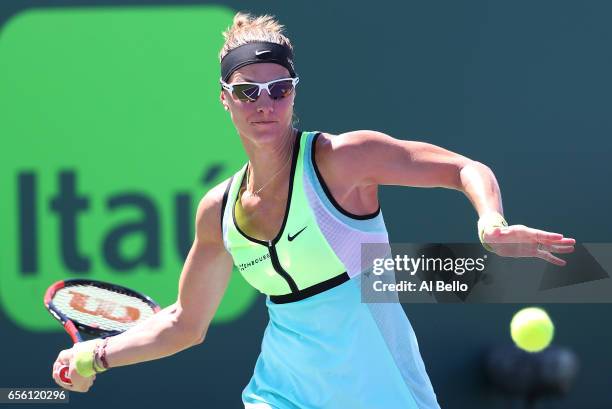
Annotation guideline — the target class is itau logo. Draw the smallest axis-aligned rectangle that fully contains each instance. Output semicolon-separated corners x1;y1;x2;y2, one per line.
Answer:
0;6;257;331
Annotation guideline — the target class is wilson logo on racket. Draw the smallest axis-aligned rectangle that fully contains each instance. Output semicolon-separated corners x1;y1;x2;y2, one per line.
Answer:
68;290;141;323
45;279;162;386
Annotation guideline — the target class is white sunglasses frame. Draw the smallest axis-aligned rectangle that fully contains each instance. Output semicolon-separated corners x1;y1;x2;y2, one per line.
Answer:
220;77;300;102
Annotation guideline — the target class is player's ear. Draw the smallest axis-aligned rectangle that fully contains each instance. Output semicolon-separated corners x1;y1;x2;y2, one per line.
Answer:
219;90;228;111
220;91;229;111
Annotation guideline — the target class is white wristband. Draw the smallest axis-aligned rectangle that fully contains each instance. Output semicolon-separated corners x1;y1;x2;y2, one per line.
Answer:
477;211;508;252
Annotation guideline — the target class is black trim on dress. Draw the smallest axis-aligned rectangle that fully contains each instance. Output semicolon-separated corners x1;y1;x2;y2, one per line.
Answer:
311;132;381;220
269;272;350;304
220;175;234;232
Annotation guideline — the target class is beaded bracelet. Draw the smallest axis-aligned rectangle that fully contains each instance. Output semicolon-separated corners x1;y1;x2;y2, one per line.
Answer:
92;339;108;373
99;337;110;369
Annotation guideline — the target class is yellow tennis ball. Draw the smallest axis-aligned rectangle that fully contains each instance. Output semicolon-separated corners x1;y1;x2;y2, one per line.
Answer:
510;307;555;353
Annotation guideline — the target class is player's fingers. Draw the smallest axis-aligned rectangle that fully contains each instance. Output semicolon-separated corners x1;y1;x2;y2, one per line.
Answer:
66;366;95;393
52;372;61;387
68;381;87;393
538;244;575;254
540;236;576;246
534;230;576;246
81;377;95;392
532;229;563;241
52;362;63;383
556;237;576;245
66;367;84;391
552;245;575;254
536;248;566;266
57;349;72;365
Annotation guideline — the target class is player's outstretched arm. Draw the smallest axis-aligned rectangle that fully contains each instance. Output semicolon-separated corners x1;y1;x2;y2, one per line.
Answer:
52;179;234;391
326;130;575;265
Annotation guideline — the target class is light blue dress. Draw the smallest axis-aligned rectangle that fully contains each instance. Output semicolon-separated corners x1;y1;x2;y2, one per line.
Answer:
221;131;440;409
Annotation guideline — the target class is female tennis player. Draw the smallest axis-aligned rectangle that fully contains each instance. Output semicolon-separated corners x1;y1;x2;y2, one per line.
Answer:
51;12;576;408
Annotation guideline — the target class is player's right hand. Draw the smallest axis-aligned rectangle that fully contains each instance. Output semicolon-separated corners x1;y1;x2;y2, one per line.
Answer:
51;348;96;392
483;224;575;266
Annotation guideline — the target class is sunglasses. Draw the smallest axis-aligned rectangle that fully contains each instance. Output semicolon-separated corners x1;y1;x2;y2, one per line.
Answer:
220;77;299;102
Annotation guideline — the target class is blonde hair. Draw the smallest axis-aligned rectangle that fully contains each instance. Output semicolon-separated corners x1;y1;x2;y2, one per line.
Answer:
219;12;294;62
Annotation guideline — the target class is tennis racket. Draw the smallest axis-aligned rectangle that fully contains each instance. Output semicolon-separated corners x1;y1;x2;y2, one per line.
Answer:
44;279;161;385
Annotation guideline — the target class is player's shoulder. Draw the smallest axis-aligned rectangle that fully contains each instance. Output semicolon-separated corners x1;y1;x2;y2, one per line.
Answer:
202;176;232;204
313;130;378;174
195;177;233;243
311;131;336;162
314;129;381;156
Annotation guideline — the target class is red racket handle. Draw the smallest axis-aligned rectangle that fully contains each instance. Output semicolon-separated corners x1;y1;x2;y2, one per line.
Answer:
58;365;72;385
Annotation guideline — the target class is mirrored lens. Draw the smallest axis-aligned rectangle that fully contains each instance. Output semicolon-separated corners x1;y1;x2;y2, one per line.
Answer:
233;83;260;101
268;80;295;100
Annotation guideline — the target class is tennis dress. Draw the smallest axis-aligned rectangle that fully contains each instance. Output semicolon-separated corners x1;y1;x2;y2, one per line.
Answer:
220;130;440;409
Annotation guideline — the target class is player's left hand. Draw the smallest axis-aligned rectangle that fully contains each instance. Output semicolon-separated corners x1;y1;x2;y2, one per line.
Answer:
482;225;576;266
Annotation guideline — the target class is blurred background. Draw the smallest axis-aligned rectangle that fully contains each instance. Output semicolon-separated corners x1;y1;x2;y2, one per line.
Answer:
1;1;610;408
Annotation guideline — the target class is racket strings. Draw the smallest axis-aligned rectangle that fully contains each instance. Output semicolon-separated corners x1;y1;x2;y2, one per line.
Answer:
51;284;156;332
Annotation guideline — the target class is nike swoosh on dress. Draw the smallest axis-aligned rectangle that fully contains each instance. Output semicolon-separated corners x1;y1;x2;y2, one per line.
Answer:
287;226;308;241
